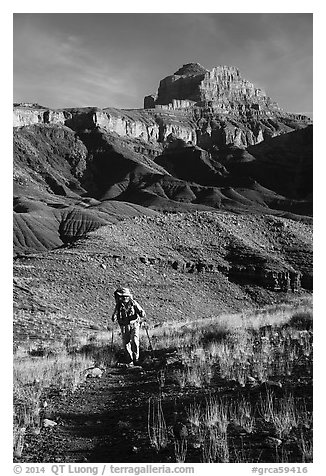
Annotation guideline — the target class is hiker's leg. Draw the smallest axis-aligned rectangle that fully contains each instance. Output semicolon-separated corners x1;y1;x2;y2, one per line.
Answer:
131;323;140;363
121;326;133;363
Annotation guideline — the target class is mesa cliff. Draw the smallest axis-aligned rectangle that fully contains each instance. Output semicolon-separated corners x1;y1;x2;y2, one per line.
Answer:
14;64;310;150
145;63;280;113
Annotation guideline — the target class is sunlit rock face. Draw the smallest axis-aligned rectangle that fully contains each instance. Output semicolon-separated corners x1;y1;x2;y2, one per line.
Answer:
13;103;69;127
144;63;281;114
143;63;311;148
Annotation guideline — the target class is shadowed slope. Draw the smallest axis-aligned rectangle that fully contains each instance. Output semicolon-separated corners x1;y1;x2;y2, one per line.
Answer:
13;195;158;255
13;120;312;254
247;125;313;199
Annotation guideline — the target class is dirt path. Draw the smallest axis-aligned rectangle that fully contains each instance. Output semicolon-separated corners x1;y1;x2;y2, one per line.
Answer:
22;350;199;464
20;344;312;464
24;364;165;463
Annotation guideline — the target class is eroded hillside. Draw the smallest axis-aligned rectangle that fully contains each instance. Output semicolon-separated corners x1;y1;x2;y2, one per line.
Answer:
13;212;312;343
13;118;312;255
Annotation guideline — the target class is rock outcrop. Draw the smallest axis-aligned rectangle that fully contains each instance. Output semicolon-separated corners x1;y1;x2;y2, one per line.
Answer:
13;104;69;128
145;63;281;116
144;63;311;148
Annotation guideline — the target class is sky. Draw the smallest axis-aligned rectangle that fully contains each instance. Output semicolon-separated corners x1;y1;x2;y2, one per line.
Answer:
13;13;312;113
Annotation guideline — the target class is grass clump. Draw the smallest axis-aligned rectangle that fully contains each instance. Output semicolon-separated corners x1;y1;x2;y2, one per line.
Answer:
13;330;116;458
147;396;168;452
258;391;299;438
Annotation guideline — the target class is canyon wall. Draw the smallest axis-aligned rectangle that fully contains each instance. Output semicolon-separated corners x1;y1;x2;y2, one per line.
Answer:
13;63;311;150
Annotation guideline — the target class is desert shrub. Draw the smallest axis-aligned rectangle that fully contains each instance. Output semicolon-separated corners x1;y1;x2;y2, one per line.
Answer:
258;391;301;438
172;369;187;389
147;396;168;452
199;323;231;346
147;301;312;463
13;350;94;457
187;397;231;462
228;397;255;433
161;303;312;395
201;427;229;463
298;431;313;462
13;425;26;458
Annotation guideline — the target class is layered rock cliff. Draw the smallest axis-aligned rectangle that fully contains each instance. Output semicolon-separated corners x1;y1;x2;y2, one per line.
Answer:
145;63;279;114
144;63;308;119
13;103;68;128
14;64;311;152
143;63;311;148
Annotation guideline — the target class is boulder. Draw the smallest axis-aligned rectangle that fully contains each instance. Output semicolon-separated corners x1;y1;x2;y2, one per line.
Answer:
86;367;104;378
43;419;57;428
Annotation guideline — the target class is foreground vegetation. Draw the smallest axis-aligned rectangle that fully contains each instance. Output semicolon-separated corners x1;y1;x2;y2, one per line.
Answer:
13;297;313;462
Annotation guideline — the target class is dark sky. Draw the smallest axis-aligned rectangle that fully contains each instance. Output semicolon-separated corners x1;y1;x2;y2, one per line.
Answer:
13;13;313;113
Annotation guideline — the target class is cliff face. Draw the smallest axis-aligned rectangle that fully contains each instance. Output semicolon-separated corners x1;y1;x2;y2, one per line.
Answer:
13;105;198;147
146;63;281;115
14;64;311;150
13;104;69;128
143;63;311;148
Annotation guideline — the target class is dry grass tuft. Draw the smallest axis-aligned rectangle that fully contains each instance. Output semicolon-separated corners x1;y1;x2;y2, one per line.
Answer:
147;396;168;452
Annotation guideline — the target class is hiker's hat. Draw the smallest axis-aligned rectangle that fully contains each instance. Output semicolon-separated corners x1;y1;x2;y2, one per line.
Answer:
115;287;133;298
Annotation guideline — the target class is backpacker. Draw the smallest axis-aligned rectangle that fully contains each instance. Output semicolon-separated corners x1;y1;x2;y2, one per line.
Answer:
117;300;141;326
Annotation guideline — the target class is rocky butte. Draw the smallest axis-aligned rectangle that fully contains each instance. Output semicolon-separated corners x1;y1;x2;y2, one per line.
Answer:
145;63;280;114
14;63;310;149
